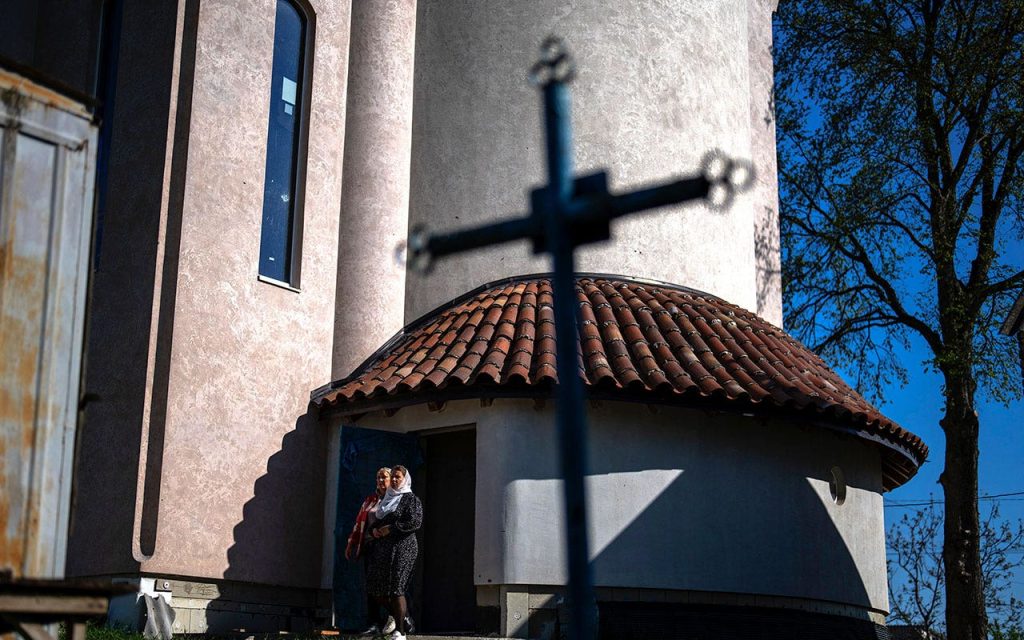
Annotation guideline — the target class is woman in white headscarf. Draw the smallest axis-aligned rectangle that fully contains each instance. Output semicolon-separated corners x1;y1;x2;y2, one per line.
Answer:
365;465;423;640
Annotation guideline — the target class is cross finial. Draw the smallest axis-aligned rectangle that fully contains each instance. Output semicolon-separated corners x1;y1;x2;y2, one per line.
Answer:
529;36;576;86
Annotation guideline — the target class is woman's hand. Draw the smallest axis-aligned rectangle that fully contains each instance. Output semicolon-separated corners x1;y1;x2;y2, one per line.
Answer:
375;525;391;537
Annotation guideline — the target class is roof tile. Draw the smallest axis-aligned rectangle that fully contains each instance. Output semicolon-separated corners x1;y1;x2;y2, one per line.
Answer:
316;274;927;490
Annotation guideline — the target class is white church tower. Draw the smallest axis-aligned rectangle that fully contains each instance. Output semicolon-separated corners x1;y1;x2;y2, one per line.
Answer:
333;0;784;379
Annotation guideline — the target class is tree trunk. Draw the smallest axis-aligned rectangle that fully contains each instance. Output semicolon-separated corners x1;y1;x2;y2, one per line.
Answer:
940;366;986;640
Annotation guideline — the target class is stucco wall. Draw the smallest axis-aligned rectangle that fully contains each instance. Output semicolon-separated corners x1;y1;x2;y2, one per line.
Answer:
126;0;352;588
350;398;888;612
405;0;767;320
484;400;887;610
332;0;416;379
69;0;186;578
748;0;782;327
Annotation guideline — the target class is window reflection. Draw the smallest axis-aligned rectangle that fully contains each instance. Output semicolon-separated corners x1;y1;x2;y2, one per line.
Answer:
259;0;306;283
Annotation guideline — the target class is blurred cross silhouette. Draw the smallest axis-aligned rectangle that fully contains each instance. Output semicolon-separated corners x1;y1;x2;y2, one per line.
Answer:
407;37;753;640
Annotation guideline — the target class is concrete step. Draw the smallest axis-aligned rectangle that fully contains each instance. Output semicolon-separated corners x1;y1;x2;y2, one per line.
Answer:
337;636;513;640
217;632;515;640
338;636;513;640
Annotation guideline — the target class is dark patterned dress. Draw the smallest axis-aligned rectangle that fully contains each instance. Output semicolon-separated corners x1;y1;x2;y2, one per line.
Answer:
365;493;423;596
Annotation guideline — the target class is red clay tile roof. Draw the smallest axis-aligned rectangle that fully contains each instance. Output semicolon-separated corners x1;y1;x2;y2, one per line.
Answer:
313;274;926;490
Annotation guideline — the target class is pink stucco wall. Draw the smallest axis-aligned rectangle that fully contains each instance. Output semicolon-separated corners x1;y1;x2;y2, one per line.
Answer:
136;0;351;588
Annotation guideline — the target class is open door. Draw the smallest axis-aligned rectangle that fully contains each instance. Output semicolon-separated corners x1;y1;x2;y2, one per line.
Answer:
419;428;476;633
333;425;423;631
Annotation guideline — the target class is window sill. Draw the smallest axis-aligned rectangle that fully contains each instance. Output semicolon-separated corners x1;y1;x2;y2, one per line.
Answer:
258;274;301;293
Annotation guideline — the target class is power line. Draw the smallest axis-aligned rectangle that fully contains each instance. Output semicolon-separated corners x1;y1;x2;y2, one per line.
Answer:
977;491;1024;500
889;490;1024;503
885;491;1024;508
887;548;1024;555
886;499;1024;508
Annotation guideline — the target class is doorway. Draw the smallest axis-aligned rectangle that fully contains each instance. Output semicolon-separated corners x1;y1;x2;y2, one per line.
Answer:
417;428;477;633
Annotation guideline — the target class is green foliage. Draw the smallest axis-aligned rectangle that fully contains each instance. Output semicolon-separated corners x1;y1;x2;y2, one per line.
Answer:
991;622;1024;640
57;622;146;640
775;0;1024;404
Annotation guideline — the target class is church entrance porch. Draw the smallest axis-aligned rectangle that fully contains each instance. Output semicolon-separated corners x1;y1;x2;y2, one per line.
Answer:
321;389;901;640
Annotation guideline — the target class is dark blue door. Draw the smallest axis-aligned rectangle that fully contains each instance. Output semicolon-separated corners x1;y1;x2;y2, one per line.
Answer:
333;425;422;630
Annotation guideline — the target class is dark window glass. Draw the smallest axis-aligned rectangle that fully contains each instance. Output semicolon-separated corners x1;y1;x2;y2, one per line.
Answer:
259;0;305;283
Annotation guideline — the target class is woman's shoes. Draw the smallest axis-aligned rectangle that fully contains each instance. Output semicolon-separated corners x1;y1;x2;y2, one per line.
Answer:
386;619;413;640
359;615;395;636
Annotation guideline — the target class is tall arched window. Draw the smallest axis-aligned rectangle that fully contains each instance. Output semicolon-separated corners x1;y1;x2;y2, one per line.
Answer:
259;0;313;286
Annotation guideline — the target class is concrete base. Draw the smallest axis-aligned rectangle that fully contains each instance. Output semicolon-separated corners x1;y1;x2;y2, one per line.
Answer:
163;633;511;640
475;584;887;640
105;576;330;634
338;637;514;640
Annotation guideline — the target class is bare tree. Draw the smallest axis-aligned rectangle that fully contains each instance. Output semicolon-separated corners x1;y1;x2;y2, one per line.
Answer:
774;2;1024;638
889;503;946;633
888;501;1024;636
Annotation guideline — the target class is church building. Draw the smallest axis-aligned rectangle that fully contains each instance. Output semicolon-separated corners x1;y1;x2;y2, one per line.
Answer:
1;1;927;639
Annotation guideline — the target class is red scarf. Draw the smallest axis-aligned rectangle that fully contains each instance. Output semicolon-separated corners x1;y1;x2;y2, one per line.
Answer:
345;494;380;560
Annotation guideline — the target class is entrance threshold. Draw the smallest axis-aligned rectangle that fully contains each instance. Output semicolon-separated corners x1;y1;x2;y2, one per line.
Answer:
333;630;512;634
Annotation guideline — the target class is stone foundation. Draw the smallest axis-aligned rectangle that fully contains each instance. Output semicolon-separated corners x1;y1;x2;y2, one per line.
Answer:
478;585;887;640
107;576;330;634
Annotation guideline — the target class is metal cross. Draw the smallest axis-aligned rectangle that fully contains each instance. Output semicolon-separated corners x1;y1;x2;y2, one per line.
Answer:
408;38;753;640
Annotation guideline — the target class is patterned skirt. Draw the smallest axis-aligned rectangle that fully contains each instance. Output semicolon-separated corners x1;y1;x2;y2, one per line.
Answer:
365;533;418;596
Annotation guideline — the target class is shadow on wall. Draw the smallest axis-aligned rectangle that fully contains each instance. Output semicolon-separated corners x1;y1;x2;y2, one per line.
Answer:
210;409;327;633
499;408;877;612
66;0;198;579
67;0;202;577
755;201;782;325
588;424;880;639
590;469;872;608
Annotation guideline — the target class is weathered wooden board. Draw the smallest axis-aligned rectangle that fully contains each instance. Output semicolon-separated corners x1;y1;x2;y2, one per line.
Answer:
0;68;98;579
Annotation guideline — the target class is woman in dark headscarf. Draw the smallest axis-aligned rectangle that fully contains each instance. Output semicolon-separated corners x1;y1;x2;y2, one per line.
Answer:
366;465;423;640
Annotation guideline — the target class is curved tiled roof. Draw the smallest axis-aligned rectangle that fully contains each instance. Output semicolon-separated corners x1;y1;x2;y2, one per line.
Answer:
314;274;926;489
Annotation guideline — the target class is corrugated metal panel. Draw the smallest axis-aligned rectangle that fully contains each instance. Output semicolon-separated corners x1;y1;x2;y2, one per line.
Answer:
0;69;98;579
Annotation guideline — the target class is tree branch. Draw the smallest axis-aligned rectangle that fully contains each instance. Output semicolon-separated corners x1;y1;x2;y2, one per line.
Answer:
967;138;1024;310
781;168;946;353
978;269;1024;301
